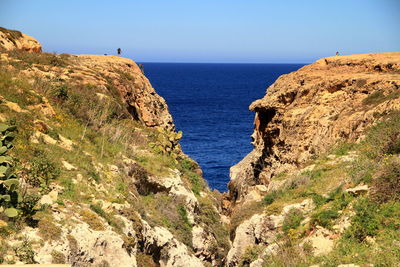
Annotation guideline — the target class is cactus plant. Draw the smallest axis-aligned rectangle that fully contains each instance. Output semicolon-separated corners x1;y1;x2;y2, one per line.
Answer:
0;123;20;218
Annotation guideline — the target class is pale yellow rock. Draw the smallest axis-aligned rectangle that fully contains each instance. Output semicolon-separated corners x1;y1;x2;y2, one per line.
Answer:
345;183;369;196
0;28;42;52
192;225;217;263
58;134;74;150
230;52;400;202
38;190;58;205
226;213;281;266
0;219;7;228
302;226;335;256
62;160;77;171
141;220;204;267
3;100;29;113
30;131;58;145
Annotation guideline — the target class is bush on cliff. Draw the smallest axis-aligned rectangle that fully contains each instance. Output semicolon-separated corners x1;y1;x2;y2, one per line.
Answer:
282;208;304;234
372;161;400;203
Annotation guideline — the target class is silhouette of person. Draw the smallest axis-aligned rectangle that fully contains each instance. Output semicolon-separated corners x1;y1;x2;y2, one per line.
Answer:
139;64;144;74
336;51;340;56
117;48;121;56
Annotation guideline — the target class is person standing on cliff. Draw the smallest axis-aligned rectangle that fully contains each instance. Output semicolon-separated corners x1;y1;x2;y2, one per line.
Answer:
139;63;144;74
117;48;121;56
336;51;340;56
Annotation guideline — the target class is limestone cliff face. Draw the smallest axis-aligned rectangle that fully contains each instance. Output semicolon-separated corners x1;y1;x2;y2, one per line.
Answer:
0;28;228;267
74;55;175;130
0;27;42;52
229;52;400;203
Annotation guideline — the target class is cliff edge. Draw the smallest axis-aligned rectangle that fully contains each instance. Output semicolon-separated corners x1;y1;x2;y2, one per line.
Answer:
224;52;400;266
230;52;400;203
0;28;228;266
0;27;42;52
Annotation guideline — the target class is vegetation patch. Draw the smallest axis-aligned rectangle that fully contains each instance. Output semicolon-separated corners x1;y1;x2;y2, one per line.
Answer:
51;250;66;264
282;208;304;234
372;161;400;203
139;193;193;248
197;196;230;260
238;245;262;267
90;204;124;233
5;49;71;69
24;148;60;192
34;210;62;241
79;208;105;231
362;91;400;106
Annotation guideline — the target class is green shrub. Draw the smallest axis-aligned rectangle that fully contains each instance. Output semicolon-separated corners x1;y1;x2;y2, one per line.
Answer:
177;205;191;228
25;149;60;191
178;157;205;195
282;208;304;233
311;209;339;228
362;111;400;159
362;91;385;105
52;84;69;101
187;172;203;195
310;193;327;207
19;193;40;218
46;128;60;140
139;193;194;248
87;170;101;183
263;190;281;205
239;245;261;267
13;238;36;264
180;158;197;172
90;204;124;233
345;198;379;241
332;142;356;156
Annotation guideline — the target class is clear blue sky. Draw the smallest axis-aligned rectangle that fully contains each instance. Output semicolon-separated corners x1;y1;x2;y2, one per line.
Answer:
1;0;399;63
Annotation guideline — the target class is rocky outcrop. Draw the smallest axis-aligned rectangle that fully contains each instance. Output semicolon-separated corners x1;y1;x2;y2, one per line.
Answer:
0;28;211;267
74;55;175;130
141;220;204;267
230;52;400;202
226;199;315;266
0;27;42;52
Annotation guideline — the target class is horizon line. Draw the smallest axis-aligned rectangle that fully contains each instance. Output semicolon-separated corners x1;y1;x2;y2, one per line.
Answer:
135;61;311;65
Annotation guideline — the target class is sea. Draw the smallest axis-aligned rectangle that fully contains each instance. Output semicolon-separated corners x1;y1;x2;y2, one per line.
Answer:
142;63;304;192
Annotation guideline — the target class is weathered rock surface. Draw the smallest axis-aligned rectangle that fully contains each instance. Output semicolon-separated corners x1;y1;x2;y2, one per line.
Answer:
0;27;42;52
141;220;204;267
74;55;175;130
230;52;400;202
226;199;314;266
226;213;282;266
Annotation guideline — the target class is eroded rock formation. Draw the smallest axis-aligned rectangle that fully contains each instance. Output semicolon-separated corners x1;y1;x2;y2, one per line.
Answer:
229;52;400;203
0;27;42;52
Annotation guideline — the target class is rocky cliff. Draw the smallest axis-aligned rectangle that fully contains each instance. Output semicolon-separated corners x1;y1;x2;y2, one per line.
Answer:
0;27;42;52
230;52;400;203
225;53;400;266
0;28;229;266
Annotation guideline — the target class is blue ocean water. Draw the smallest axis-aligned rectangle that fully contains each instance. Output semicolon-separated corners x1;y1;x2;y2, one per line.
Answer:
142;63;304;192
